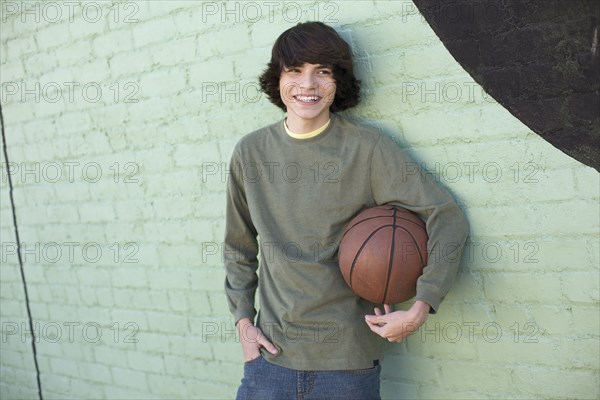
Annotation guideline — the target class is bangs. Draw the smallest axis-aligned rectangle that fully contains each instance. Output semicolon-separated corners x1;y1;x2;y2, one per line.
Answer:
271;32;342;68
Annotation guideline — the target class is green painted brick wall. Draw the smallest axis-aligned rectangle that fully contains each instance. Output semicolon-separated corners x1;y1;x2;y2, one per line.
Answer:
0;1;598;399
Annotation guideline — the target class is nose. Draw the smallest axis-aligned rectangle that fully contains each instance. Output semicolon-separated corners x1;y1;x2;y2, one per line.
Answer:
299;71;317;90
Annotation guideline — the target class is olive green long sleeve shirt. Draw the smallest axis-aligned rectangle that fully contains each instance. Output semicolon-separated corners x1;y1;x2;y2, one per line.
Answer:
224;113;468;370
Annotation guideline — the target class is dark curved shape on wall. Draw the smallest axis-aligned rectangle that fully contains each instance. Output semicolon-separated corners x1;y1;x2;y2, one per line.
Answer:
413;0;600;171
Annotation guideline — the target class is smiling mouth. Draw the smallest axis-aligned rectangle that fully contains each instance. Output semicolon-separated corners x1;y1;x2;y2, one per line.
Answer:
294;95;322;104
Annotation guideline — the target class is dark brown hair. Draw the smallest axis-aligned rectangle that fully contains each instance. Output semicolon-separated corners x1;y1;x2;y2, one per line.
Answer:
258;21;361;112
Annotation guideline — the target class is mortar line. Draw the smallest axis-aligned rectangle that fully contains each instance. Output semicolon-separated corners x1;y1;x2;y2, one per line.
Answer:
0;103;43;400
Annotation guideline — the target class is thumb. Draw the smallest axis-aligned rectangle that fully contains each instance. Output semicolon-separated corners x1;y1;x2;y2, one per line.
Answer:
365;314;388;325
259;336;279;355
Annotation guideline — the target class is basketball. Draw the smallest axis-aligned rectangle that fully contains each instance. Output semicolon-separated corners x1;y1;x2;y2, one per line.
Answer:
338;204;428;304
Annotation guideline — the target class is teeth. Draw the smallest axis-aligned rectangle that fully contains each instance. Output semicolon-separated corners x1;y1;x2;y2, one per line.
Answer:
296;95;319;102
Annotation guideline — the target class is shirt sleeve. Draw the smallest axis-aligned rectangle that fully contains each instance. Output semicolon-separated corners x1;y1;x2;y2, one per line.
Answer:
369;134;469;313
223;147;259;325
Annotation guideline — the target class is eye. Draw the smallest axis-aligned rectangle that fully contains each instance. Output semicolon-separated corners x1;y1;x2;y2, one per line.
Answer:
317;69;333;76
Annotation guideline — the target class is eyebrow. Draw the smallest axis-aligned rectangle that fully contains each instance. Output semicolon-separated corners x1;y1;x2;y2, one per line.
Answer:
283;64;333;70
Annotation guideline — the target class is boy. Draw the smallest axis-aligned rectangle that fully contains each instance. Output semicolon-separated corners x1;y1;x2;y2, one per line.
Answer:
224;21;468;399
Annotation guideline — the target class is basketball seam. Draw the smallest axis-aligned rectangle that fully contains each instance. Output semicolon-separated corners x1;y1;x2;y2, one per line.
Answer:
381;208;398;304
348;225;394;289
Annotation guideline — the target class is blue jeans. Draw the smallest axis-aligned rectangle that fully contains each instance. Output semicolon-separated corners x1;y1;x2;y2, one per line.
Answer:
236;355;381;400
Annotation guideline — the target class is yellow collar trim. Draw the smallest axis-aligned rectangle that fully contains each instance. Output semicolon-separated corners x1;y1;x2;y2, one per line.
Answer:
285;119;331;139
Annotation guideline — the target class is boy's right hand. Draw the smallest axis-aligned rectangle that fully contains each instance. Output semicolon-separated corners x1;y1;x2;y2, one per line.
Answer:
236;318;279;362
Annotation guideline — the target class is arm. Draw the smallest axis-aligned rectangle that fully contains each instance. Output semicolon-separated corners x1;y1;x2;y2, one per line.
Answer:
223;148;277;360
364;134;469;340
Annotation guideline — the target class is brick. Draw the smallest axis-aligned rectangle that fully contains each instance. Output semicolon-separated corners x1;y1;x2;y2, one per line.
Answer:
92;29;134;58
127;350;166;373
1;60;26;85
443;271;485;303
190;268;225;292
77;361;112;383
381;380;419;400
511;366;598;399
151;36;197;67
146;373;189;398
49;357;80;377
403;42;462;79
109;48;153;78
189;58;235;85
197;360;243;385
39;372;72;396
68;14;105;39
93;345;129;367
185;380;237;399
53;39;93;68
419;385;493;400
529;305;573;335
168;333;215;359
139;68;186;97
207;292;230;316
572;306;600;334
561;272;600;302
111;265;148;288
187;292;213;316
103;385;153;399
67;378;105;399
146;0;191;16
35;22;70;49
147;268;190;290
439;360;513;393
476;337;563;367
382;354;440;383
145;311;188;335
467;202;599;237
132;17;177;47
111;367;149;390
483;272;562;304
150;196;193;220
6;36;37;58
493;303;529;330
201;24;250;57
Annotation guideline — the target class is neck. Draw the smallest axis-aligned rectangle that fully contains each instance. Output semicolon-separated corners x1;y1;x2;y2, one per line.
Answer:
285;113;330;134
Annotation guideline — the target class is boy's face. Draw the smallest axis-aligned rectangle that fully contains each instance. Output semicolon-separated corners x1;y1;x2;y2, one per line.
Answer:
279;63;336;130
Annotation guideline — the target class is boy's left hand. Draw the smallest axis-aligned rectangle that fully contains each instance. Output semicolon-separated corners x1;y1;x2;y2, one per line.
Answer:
364;300;431;342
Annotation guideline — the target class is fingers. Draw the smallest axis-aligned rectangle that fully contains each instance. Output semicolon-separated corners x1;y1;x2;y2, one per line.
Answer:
365;318;384;336
384;304;393;314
